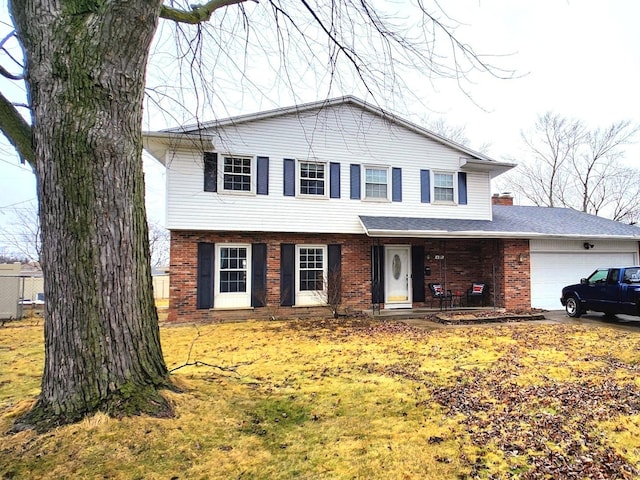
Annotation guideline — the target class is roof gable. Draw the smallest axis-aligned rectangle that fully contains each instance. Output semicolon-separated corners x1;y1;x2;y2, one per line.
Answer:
147;97;514;175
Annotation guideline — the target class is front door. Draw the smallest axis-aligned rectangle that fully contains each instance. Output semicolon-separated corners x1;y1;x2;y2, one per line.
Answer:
384;246;412;309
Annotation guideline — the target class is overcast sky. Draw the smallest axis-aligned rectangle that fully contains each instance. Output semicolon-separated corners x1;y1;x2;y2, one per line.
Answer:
1;1;639;253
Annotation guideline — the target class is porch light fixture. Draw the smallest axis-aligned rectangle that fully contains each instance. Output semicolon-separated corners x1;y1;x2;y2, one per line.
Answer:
518;253;525;264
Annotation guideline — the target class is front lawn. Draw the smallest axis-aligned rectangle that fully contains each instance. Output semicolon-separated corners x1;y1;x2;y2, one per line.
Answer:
2;317;640;479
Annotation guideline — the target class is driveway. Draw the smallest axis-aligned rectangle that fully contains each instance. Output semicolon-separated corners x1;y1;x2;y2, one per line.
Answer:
402;310;640;332
546;309;640;332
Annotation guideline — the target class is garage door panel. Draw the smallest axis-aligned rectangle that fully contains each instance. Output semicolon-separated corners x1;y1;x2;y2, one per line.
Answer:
530;252;636;310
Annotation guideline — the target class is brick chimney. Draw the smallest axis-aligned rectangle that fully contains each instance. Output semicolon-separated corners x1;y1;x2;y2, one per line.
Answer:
492;193;513;206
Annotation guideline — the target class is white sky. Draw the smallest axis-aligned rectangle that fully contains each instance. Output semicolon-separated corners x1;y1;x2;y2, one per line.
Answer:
1;0;639;250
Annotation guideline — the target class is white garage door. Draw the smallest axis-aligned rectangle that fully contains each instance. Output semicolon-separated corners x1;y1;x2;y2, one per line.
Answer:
530;251;636;310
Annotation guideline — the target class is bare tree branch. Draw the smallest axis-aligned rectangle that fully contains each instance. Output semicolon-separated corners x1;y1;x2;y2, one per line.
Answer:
0;64;23;80
160;0;255;24
0;90;33;165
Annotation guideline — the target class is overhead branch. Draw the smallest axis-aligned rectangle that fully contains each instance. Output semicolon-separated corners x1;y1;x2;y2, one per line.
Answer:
160;0;254;24
0;91;34;166
0;65;24;80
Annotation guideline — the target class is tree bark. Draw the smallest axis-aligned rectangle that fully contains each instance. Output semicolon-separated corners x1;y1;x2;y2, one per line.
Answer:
10;0;173;430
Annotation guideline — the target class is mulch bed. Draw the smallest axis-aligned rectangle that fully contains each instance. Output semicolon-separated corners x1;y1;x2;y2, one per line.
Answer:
428;309;546;325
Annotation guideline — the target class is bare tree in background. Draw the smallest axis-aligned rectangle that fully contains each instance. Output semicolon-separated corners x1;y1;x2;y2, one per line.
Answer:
497;112;639;222
148;222;170;268
427;117;470;146
0;0;511;430
0;202;41;263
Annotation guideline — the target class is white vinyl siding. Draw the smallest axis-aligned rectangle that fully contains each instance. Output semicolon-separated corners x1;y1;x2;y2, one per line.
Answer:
164;104;494;232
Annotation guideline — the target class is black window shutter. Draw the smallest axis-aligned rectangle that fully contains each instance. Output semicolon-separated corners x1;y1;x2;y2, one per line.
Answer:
411;245;425;302
204;152;217;192
420;169;431;203
257;156;269;195
458;172;467;205
392;167;402;202
197;242;215;309
371;245;385;304
280;244;295;306
330;162;341;199
350;164;361;199
251;243;267;307
283;158;295;196
327;244;342;303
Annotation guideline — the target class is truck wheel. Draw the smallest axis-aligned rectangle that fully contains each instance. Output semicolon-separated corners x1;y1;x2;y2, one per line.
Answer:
565;296;582;318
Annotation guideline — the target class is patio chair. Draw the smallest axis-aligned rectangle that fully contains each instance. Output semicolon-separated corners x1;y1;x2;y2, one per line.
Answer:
466;282;486;307
428;283;452;309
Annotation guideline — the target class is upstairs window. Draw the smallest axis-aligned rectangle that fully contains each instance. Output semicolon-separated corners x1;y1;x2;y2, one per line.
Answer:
299;161;325;196
222;156;252;192
364;167;388;200
434;172;454;202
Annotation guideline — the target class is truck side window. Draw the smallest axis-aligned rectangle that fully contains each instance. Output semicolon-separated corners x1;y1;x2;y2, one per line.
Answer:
607;269;620;285
588;269;608;284
624;268;640;283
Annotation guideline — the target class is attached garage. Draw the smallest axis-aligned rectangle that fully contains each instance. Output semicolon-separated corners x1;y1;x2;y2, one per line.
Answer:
530;239;639;310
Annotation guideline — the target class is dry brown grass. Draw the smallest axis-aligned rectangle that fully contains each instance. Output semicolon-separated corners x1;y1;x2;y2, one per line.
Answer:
2;316;640;479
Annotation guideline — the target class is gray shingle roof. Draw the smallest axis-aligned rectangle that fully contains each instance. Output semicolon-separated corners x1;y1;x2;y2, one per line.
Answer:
359;206;640;239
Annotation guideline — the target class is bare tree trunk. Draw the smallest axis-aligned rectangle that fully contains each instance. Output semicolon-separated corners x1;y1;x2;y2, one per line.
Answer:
11;0;172;430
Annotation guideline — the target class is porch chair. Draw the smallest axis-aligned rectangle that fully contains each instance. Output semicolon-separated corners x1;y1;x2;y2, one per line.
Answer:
428;283;452;310
466;282;486;307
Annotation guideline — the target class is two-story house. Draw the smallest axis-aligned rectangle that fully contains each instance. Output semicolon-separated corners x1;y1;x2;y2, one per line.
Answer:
144;96;640;321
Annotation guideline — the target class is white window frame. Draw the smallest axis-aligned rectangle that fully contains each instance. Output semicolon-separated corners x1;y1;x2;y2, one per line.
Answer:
433;171;457;204
298;160;327;198
295;244;327;306
363;165;390;201
214;243;252;309
219;154;255;195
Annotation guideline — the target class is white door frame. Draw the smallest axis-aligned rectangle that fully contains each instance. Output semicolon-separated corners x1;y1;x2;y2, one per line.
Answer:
384;245;412;309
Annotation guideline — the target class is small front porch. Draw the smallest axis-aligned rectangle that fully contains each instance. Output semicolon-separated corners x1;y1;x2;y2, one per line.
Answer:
366;237;531;313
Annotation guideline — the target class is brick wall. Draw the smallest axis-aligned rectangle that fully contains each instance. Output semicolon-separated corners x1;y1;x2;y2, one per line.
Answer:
492;194;514;206
496;239;531;310
168;231;528;322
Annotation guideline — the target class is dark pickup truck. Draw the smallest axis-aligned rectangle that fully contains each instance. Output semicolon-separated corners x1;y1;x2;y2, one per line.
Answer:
561;267;640;318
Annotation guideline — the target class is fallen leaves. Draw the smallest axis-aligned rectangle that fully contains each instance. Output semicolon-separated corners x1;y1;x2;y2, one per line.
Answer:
429;337;640;479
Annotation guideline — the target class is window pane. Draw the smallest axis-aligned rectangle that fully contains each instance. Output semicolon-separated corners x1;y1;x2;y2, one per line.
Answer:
434;173;453;188
299;247;324;291
223;157;251;191
434;173;454;201
365;168;388;198
219;247;247;292
300;162;325;195
366;183;388;198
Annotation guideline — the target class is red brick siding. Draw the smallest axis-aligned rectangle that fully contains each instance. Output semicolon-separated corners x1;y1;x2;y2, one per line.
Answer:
496;239;531;310
169;231;528;322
